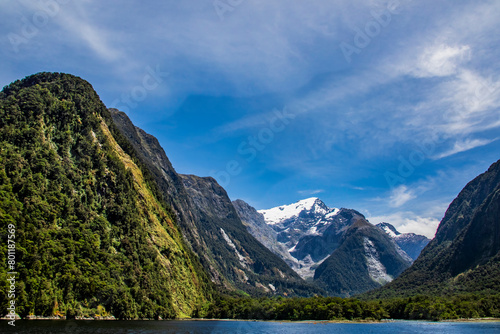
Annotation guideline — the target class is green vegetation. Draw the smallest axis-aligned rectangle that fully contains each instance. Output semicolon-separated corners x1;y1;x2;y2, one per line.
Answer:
203;156;500;322
1;72;498;322
364;253;500;300
111;110;322;297
206;294;500;321
0;73;214;319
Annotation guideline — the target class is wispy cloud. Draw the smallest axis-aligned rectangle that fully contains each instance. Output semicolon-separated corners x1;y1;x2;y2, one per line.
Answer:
2;0;499;239
389;185;416;208
434;137;500;159
410;44;471;78
298;189;325;196
55;6;122;62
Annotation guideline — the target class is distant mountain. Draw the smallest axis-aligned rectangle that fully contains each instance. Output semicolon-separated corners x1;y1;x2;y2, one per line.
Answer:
314;218;413;296
111;110;318;297
258;197;340;250
236;198;412;295
256;198;346;278
377;223;430;260
367;159;500;298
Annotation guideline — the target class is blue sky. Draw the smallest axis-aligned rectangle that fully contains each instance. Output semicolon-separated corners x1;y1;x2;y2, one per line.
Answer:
1;0;500;237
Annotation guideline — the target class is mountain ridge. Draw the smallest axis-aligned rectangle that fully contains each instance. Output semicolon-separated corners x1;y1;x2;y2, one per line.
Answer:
179;174;321;296
0;72;213;319
314;218;412;296
110;110;320;297
366;159;500;298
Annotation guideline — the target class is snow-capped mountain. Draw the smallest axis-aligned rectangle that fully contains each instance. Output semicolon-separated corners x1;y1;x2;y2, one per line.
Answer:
258;197;340;250
376;223;430;260
258;197;334;226
378;222;400;238
236;197;413;295
236;198;339;278
256;198;351;278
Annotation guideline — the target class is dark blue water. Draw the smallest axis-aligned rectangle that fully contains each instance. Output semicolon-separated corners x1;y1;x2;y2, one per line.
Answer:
1;320;500;333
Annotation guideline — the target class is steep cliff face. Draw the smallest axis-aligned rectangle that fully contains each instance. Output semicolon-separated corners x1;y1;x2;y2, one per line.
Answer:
367;159;500;298
109;109;226;287
232;199;297;268
0;73;213;319
110;111;319;296
255;198;358;278
290;208;365;263
180;175;321;296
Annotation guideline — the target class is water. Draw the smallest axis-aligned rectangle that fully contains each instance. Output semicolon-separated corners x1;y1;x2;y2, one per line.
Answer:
1;320;500;334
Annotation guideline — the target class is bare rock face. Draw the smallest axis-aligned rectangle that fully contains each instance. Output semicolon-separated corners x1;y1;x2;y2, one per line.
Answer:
232;200;295;264
314;218;413;297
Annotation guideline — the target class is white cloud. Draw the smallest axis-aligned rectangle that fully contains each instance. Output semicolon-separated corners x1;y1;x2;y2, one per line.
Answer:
379;56;500;151
55;7;122;62
389;185;416;208
452;70;500;113
411;44;471;78
407;69;500;141
365;161;496;239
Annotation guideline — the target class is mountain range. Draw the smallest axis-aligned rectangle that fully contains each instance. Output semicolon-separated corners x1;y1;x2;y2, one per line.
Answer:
234;197;431;296
376;222;430;260
111;96;426;297
1;72;499;318
110;109;319;297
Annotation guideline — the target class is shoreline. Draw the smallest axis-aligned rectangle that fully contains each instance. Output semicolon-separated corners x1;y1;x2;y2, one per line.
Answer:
185;318;500;324
3;316;500;323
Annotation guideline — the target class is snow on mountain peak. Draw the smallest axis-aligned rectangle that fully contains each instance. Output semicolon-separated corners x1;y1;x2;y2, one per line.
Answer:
377;223;401;238
258;197;331;225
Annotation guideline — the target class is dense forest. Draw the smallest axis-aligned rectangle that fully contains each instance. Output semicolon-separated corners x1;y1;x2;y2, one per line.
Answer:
0;73;214;319
206;294;500;321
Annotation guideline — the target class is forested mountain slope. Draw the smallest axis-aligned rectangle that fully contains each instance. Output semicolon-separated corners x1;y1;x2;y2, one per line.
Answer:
0;73;214;319
110;110;320;297
367;159;500;298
